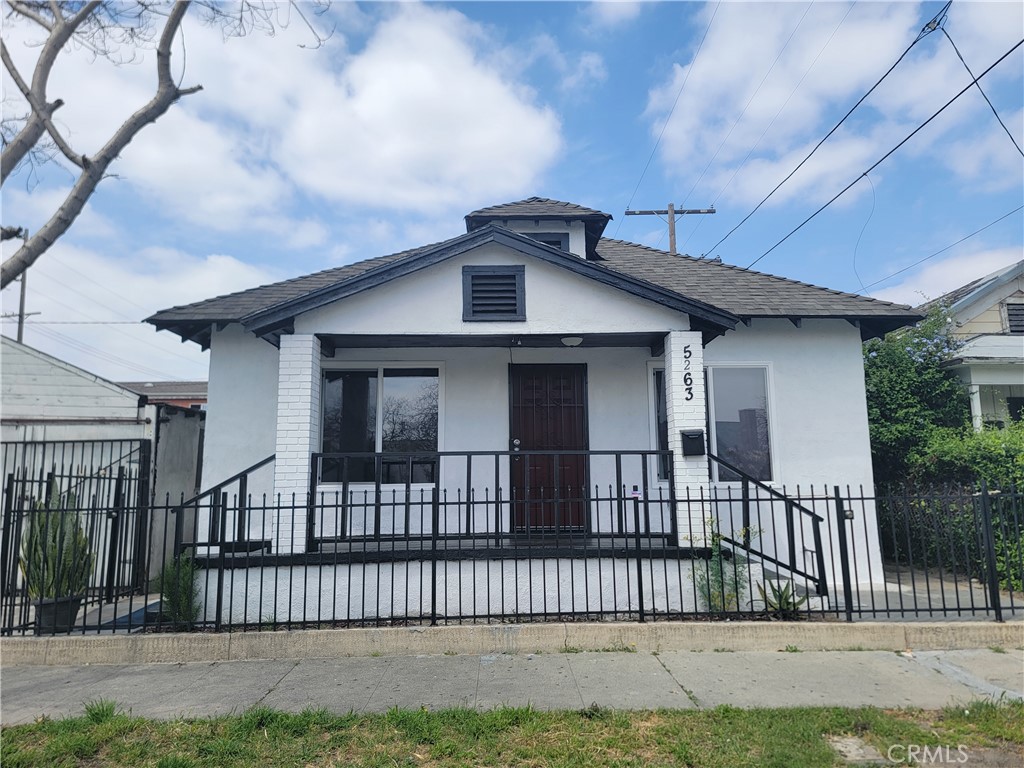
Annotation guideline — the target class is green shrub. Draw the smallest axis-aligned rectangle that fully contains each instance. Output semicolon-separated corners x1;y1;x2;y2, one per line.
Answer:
863;303;970;486
158;556;200;627
19;489;93;600
910;421;1024;488
877;486;1023;593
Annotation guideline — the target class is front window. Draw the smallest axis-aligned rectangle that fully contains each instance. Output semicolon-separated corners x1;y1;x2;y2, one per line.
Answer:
322;367;439;483
708;366;772;482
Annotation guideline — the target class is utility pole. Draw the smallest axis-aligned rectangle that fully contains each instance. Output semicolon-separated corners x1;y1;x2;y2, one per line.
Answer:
17;271;27;343
625;204;715;255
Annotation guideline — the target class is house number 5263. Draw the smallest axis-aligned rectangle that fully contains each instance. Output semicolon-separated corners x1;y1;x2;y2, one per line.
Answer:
683;345;694;401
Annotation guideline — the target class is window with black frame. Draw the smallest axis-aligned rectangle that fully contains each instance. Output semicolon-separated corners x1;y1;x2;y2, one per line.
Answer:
321;368;438;484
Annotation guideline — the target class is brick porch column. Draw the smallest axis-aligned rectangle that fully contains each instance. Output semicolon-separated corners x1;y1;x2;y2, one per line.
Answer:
663;330;709;544
273;333;322;554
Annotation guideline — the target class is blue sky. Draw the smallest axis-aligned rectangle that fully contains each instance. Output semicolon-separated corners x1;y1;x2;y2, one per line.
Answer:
2;1;1022;382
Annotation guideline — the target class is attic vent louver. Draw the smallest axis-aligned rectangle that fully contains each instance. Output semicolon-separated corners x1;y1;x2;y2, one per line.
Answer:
1007;303;1024;334
463;265;525;321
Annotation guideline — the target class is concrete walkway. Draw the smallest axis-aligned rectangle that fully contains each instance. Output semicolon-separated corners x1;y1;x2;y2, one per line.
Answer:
2;647;1021;725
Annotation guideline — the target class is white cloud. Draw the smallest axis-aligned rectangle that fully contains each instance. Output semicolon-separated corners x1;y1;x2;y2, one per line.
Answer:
1;186;117;241
871;246;1023;306
0;241;278;380
276;4;563;211
644;1;1024;209
587;2;644;29
2;2;565;237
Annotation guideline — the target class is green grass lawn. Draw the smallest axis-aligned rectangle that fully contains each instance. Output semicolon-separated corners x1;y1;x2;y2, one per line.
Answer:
2;699;1021;767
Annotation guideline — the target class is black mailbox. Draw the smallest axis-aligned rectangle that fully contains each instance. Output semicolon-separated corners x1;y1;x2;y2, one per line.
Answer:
681;429;706;457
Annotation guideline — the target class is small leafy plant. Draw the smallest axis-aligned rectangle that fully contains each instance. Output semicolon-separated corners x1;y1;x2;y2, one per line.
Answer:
158;556;200;627
20;488;93;600
695;516;748;613
757;580;808;620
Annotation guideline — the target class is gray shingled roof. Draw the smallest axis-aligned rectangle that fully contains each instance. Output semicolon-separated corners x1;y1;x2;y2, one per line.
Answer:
596;239;918;319
465;197;611;225
149;204;921;340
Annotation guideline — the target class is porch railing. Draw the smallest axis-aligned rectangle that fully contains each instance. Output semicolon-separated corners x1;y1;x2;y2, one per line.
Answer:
706;451;829;598
308;449;679;550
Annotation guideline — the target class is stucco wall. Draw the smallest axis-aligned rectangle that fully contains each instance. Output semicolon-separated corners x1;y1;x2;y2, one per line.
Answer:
196;558;772;624
704;318;876;490
294;245;689;336
202;324;279;497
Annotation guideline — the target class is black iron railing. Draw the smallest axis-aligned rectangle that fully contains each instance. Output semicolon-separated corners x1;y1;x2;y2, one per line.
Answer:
1;440;151;635
308;449;678;549
1;448;1019;635
706;451;829;598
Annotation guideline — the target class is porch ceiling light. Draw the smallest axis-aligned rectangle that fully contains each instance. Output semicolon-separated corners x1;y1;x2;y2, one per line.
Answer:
561;336;583;347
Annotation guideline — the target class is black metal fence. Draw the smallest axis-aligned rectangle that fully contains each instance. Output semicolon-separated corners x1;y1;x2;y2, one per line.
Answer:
1;449;1020;636
1;440;152;635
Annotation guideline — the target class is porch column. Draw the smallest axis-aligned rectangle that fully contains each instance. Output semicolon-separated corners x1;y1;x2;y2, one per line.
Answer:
968;384;983;432
664;330;709;544
273;333;322;554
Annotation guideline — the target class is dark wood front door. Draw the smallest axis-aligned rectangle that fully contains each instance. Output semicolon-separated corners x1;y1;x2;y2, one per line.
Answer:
510;364;588;532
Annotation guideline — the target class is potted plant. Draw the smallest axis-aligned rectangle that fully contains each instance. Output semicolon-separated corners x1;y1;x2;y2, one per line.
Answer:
19;490;94;635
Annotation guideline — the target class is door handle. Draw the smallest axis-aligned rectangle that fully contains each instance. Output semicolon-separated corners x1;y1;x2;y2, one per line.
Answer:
511;438;521;452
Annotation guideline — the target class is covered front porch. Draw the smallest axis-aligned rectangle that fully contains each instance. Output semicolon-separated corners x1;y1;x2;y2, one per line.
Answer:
269;329;713;556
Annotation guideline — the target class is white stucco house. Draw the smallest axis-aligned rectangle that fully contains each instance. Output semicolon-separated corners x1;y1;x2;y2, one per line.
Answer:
924;260;1024;430
147;198;921;623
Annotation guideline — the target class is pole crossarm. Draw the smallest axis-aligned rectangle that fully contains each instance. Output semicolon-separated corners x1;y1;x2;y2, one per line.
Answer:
625;204;716;254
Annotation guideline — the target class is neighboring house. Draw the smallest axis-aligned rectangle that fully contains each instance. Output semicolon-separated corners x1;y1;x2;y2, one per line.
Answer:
1;336;206;583
120;380;208;411
923;260;1024;430
147;198;921;621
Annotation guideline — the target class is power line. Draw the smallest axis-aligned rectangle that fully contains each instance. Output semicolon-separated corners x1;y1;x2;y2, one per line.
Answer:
29;325;185;380
851;172;876;293
26;277;202;364
746;37;1024;270
678;2;813;211
47;253;154;313
0;320;141;325
859;205;1024;293
684;1;858;252
614;1;722;238
704;1;951;257
941;28;1024;158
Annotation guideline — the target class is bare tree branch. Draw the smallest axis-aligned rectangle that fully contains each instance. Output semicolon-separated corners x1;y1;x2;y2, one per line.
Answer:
1;0;101;182
1;1;200;288
7;1;55;32
1;0;331;288
1;41;84;170
2;226;29;241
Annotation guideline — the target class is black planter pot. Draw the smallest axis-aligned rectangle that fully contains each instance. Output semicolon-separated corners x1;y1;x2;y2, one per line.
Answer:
34;595;84;635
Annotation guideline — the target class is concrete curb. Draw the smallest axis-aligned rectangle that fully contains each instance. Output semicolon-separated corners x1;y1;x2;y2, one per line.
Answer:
2;621;1022;667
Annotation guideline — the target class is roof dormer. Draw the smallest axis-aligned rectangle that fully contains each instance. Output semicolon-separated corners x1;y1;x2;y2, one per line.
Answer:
464;197;612;260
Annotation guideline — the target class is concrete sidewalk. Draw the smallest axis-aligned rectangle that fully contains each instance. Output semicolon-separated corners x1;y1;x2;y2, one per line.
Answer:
2;647;1021;725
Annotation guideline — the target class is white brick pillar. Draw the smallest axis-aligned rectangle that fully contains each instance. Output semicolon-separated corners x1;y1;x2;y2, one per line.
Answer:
664;330;709;544
273;334;322;554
